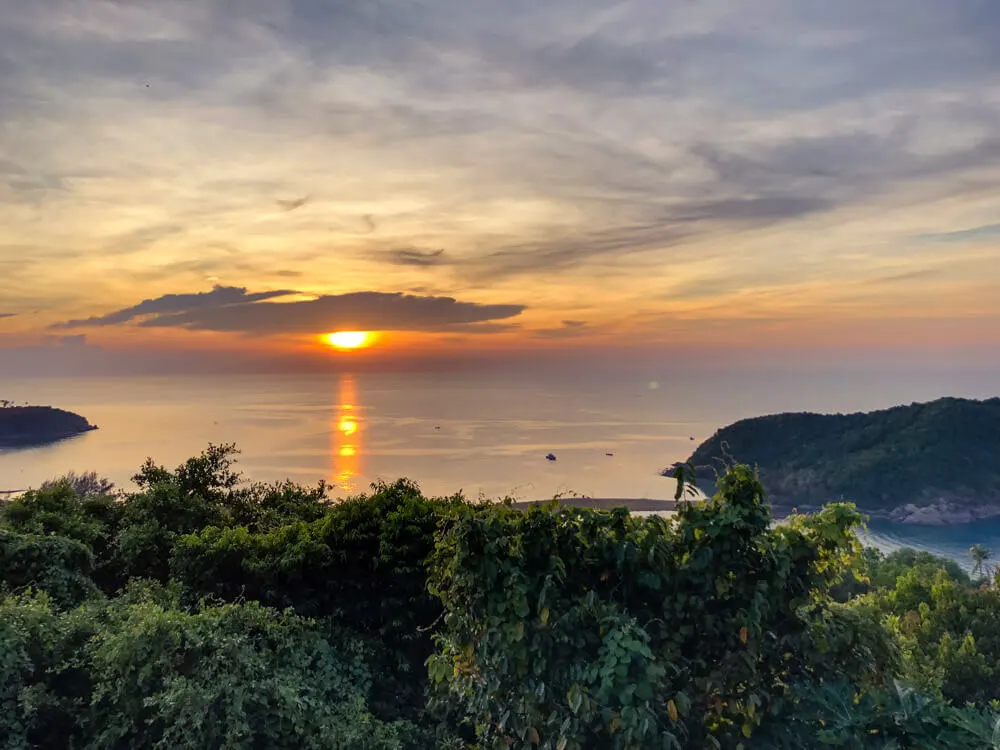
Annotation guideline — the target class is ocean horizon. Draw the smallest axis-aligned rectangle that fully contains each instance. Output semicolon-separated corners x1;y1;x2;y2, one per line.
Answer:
3;368;999;569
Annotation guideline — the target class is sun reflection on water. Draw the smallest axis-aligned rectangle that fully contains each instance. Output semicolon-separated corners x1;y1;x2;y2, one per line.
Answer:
332;374;362;492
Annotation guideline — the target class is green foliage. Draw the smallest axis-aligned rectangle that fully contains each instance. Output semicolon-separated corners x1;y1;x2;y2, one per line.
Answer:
689;396;1000;510
85;598;407;749
106;444;332;586
7;444;1000;749
427;464;892;748
2;480;123;589
172;478;467;724
865;547;971;591
0;593;99;748
3;481;122;547
871;564;1000;706
0;529;99;607
0;591;410;749
753;680;1000;749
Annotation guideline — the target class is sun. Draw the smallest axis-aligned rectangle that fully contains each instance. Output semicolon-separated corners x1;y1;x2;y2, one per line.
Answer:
323;331;373;350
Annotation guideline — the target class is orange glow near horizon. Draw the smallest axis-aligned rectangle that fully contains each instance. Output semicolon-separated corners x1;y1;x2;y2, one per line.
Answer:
323;331;373;350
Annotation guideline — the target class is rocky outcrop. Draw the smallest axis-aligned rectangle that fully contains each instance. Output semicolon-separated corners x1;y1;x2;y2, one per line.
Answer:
882;499;1000;526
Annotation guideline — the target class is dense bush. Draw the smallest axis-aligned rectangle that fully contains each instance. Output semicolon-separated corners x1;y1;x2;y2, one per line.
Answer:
0;592;99;747
752;679;1000;749
113;444;332;585
0;590;410;749
0;529;99;606
427;466;897;749
1;479;122;590
869;564;1000;706
85;598;406;749
4;446;1000;749
172;478;468;723
866;547;972;590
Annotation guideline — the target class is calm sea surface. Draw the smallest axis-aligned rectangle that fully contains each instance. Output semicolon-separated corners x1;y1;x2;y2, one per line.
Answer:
2;368;999;568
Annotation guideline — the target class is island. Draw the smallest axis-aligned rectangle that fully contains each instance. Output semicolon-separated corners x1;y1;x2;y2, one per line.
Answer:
687;396;1000;525
0;404;97;448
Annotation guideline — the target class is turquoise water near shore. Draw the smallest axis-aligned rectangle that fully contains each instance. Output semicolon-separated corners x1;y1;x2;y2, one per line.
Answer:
2;369;998;569
861;519;1000;572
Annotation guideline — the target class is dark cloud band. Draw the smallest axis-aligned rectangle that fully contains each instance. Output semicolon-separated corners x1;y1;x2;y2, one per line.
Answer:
53;286;525;334
53;286;297;328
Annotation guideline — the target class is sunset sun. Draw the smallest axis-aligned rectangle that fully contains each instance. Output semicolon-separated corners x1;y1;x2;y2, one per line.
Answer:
323;331;373;350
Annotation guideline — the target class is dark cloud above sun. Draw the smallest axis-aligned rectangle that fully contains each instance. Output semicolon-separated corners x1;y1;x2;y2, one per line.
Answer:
54;286;525;335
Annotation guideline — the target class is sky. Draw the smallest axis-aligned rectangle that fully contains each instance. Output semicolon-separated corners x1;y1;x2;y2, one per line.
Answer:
1;0;999;374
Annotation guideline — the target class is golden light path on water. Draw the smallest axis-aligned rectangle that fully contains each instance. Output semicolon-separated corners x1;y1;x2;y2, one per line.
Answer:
332;374;361;492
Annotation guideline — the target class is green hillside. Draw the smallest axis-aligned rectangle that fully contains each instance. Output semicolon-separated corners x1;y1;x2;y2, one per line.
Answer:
687;397;1000;514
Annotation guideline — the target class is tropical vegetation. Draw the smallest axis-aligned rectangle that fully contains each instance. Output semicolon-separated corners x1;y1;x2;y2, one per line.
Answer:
2;444;1000;748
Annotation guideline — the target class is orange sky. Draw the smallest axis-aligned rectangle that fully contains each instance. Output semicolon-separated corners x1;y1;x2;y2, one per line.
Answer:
1;1;999;370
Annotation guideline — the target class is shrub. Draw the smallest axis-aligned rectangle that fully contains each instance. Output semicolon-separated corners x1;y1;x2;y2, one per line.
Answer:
872;566;1000;706
171;478;467;723
85;599;408;749
0;592;410;749
110;444;331;585
0;593;99;748
427;465;890;749
1;479;123;590
753;680;1000;749
0;529;99;607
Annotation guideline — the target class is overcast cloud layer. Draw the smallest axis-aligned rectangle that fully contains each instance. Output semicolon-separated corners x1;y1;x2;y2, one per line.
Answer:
1;0;999;353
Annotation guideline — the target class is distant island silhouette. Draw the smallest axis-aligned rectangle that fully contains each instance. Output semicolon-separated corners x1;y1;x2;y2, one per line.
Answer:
687;396;1000;525
0;404;97;449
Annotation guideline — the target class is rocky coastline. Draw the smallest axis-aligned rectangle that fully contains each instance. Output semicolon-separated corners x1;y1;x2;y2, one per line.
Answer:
875;498;1000;526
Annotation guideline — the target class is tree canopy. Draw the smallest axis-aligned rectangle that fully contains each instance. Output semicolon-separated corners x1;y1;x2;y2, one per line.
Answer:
2;444;1000;748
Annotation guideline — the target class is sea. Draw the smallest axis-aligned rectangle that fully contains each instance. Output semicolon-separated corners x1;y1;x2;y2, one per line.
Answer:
2;368;999;571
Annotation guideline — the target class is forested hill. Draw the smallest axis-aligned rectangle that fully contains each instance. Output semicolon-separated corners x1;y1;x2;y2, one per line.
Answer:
0;405;96;448
687;397;1000;518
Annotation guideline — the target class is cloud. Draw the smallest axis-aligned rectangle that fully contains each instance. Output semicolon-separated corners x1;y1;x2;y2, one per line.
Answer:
535;319;592;339
103;223;189;257
864;269;937;285
54;286;526;334
474;222;690;279
3;0;1000;342
0;313;15;319
674;196;832;223
53;285;297;328
916;223;1000;243
276;195;309;211
389;248;446;267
